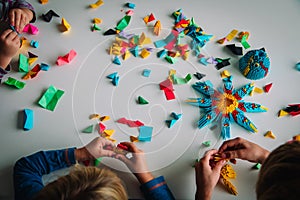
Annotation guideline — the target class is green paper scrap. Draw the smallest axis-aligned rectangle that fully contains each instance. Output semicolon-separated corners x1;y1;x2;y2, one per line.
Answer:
116;15;131;31
82;125;94;133
38;85;64;111
4;77;26;89
202;141;211;147
165;56;178;64
241;35;251;49
138;96;149;104
252;163;261;170
92;24;101;31
172;73;192;85
94;157;103;166
19;54;29;72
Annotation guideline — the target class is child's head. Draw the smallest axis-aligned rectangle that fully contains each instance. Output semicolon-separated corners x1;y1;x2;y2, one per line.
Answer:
33;166;127;200
256;140;300;200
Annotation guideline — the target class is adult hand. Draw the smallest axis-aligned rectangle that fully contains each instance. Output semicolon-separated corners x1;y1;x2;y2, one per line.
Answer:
218;137;270;164
115;142;154;184
195;149;226;200
9;8;33;32
0;29;20;69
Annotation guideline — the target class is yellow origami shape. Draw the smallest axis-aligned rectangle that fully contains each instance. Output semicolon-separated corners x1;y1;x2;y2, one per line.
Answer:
61;18;71;32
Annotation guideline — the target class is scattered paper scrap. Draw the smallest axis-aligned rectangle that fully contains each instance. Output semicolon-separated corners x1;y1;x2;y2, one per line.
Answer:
138;126;153;142
42;10;60;22
202;141;211;147
226;44;243;56
113;56;121;65
28;52;38;66
89;114;101;120
3;77;26;89
116;117;144;127
82;125;94;133
252;163;261;170
30;40;39;48
254;87;264;94
143;13;155;24
153;20;161;36
159;79;175;100
220;70;231;78
106;72;119;86
116;15;131;31
296;62;300;71
90;0;104;8
130;135;138;142
93;18;102;24
23;109;33;131
138;96;149;105
263;83;272;93
215;58;231;70
56;49;77;66
166;112;182;128
217;29;238;44
39;0;48;4
194;72;206;80
91;24;101;32
61;18;71;32
142;69;151;77
19;54;29;72
40;63;50;71
38;85;64;111
100;116;110;121
99;122;106;133
103;29;117;35
126;2;135;9
140;48;150;58
22;24;39;35
278;104;300;117
264;131;276;139
22;64;41;80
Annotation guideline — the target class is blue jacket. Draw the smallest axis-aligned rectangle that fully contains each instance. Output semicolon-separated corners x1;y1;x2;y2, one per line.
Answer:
13;148;175;200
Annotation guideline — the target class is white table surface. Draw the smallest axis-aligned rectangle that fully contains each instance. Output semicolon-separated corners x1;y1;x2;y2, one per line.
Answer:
1;0;300;199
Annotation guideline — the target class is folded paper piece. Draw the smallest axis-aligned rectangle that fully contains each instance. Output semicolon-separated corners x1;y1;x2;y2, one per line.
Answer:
172;74;192;85
100;116;110;121
93;18;102;24
23;109;34;131
278;104;300;117
61;18;71;32
296;62;300;71
252;163;261;170
130;135;139;142
202;141;211;147
264;130;276;139
39;0;48;4
22;24;39;35
19;54;29;72
142;69;151;77
4;77;26;89
89;114;100;119
99;123;106;133
90;0;104;8
30;40;39;48
143;13;155;24
42;10;60;22
56;49;77;66
126;2;136;9
138;126;153;142
140;48;150;58
166;112;182;128
220;164;238;195
38;85;64;111
215;58;231;70
226;44;243;56
22;64;41;80
153;20;161;36
116;117;144;127
137;96;149;105
28;52;38;66
82;125;94;133
113;56;121;65
91;24;101;31
217;29;238;44
263;83;272;93
159;79;175;100
194;72;206;80
103;29;117;35
116;15;131;31
106;72;119;86
40;63;50;71
220;70;231;79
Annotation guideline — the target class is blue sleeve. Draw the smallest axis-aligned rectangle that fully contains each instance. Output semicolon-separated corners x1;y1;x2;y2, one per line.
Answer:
13;148;77;200
140;176;175;200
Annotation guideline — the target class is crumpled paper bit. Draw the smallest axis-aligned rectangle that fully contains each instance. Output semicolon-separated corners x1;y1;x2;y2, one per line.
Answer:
56;49;77;66
23;109;34;131
22;24;39;35
3;77;25;89
38;85;64;111
90;0;104;8
42;10;60;22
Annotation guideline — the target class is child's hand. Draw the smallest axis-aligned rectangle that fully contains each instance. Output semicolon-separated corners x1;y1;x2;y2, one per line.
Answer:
195;149;226;200
218;137;270;164
116;142;154;184
9;8;33;32
0;29;20;68
75;137;116;162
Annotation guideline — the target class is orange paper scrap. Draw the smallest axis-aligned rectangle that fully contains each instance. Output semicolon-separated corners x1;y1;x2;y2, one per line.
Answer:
90;0;104;8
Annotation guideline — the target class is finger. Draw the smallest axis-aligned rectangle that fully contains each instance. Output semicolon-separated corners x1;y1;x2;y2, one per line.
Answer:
213;159;226;173
203;149;218;161
6;30;18;41
1;29;13;39
218;137;243;153
9;10;15;26
220;150;242;160
18;15;26;32
101;149;116;157
115;154;130;165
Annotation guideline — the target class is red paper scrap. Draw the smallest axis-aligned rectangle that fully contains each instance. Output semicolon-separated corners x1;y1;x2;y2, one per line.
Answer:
56;49;77;66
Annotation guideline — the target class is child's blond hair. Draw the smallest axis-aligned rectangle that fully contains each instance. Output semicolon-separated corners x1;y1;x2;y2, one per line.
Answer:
256;141;300;200
33;166;127;200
